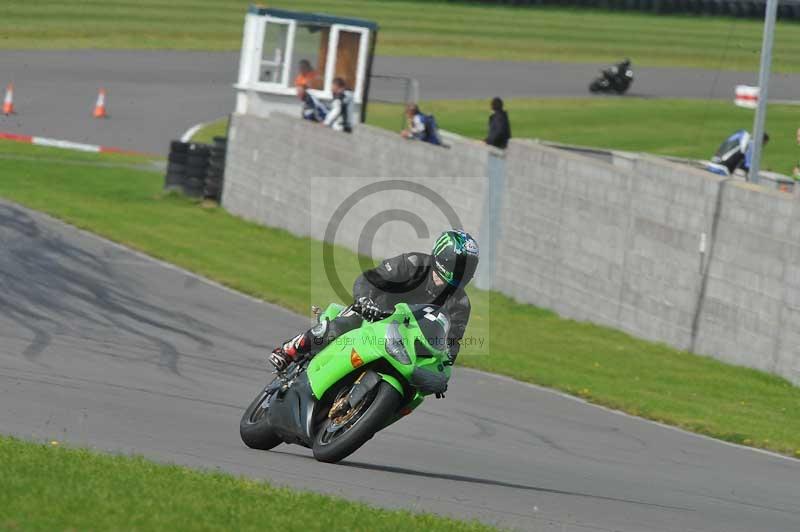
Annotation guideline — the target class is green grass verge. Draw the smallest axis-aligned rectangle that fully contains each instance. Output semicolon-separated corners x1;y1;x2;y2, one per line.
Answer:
0;436;494;531
195;98;800;176
2;140;799;459
190;117;229;145
3;1;800;71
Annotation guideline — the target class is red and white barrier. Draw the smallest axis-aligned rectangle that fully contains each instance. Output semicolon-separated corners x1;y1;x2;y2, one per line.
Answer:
0;131;151;156
735;85;759;109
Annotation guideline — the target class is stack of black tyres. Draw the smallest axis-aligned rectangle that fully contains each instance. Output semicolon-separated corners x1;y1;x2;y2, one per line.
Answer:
184;143;210;198
205;136;227;202
165;141;209;198
165;140;188;193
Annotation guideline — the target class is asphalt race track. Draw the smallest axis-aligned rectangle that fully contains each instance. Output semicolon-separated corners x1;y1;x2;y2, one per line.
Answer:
2;50;800;154
1;198;799;532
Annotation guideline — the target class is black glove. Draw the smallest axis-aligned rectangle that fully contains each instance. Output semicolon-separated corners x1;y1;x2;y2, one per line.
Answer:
356;296;383;322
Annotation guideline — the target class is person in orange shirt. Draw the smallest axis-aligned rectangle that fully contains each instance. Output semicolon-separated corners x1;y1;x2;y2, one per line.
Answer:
295;59;320;90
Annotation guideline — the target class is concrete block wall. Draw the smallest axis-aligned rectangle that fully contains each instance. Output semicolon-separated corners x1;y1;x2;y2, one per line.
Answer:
224;112;488;265
222;111;800;385
498;142;711;350
695;182;800;379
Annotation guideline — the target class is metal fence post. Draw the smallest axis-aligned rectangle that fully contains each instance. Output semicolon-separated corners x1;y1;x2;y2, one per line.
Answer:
748;0;779;184
475;150;506;291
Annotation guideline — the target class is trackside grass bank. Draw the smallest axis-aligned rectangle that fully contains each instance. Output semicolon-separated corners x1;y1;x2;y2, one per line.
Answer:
0;436;495;531
2;1;800;71
1;141;799;458
196;98;800;176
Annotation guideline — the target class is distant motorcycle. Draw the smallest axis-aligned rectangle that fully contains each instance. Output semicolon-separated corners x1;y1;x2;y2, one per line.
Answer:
589;59;634;94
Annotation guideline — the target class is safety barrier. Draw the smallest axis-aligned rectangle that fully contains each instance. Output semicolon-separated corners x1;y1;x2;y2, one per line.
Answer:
473;0;800;19
165;140;227;201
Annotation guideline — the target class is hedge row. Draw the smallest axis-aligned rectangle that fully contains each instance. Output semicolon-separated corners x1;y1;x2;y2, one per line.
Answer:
466;0;800;19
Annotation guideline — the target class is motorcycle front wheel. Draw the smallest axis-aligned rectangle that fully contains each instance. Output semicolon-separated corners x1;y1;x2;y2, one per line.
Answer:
240;387;283;450
312;381;401;463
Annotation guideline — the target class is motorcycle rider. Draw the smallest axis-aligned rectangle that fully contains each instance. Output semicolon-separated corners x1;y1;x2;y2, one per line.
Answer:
609;58;631;77
606;58;632;90
268;230;479;372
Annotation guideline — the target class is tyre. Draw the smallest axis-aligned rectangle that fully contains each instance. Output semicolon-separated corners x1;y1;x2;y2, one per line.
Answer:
589;80;604;93
240;388;283;450
186;155;209;167
186;166;208;179
168;152;187;164
312;381;401;464
166;162;186;175
170;140;189;153
164;172;184;188
187;144;211;157
182;178;204;198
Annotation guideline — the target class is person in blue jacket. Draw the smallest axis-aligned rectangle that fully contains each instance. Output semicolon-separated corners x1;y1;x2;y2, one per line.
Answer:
709;129;769;175
401;104;441;146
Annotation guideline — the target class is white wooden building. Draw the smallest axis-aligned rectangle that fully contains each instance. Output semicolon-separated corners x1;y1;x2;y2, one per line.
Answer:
234;6;379;124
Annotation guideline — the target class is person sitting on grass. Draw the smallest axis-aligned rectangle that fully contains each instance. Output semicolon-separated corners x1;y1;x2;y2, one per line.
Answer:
297;84;327;123
708;129;769;176
794;128;800;182
401;104;441;146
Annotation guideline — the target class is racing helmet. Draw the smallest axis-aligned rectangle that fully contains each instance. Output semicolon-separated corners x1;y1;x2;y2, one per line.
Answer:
430;230;480;290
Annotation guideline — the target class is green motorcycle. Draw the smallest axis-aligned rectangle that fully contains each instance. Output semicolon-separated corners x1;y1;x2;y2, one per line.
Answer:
239;301;453;463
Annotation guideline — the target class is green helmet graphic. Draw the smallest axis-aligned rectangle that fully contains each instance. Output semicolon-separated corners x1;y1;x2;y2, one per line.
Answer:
431;230;480;288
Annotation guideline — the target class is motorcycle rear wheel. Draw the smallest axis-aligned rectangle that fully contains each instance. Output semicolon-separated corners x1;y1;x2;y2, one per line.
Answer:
312;381;401;463
240;387;283;450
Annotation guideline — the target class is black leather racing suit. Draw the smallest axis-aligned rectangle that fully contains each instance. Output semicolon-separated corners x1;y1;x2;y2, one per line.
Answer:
309;252;472;362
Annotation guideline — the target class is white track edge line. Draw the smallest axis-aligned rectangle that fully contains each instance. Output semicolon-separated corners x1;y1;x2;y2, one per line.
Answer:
32;136;101;153
180;121;208;143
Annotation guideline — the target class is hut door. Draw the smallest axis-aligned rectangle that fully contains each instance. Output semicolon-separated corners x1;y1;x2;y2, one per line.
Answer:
324;25;370;102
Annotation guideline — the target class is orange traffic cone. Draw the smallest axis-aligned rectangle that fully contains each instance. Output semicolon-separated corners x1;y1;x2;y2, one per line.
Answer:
93;88;108;118
3;83;15;115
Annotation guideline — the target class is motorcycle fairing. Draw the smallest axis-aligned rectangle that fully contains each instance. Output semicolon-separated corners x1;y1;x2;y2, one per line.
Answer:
266;372;317;447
